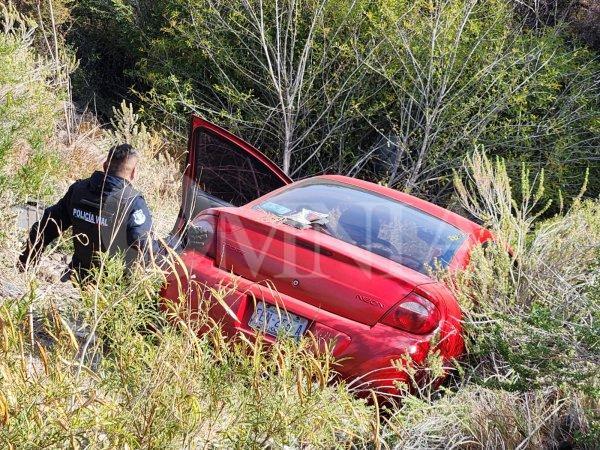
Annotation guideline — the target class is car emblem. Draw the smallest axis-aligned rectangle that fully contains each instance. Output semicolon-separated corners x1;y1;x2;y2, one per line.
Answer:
292;279;300;287
356;294;384;309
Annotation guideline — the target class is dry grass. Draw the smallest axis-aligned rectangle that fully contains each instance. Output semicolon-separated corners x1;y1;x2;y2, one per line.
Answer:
382;386;593;449
0;250;376;448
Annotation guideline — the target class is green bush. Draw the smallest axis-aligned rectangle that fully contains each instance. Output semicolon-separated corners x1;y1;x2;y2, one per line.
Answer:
67;0;600;211
365;0;600;207
70;0;380;174
0;5;64;200
451;151;599;394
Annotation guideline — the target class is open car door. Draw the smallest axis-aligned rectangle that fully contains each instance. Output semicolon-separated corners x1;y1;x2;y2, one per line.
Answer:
174;116;293;234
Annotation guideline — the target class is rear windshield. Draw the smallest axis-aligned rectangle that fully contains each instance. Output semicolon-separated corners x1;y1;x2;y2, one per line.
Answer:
257;182;466;274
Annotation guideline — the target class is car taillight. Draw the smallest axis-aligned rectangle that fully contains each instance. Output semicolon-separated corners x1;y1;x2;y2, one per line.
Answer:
381;292;440;334
186;215;217;258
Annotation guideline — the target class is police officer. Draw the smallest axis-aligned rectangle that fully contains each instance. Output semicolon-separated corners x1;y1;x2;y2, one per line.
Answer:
19;144;159;279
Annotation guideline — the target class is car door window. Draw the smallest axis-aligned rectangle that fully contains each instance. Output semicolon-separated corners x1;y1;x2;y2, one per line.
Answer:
194;129;287;206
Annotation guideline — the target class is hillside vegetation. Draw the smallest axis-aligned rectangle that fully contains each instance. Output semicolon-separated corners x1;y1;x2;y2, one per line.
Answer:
64;0;600;210
0;1;599;448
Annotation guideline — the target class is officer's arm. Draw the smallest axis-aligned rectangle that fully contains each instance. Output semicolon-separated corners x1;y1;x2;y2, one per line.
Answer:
19;185;74;269
126;196;160;262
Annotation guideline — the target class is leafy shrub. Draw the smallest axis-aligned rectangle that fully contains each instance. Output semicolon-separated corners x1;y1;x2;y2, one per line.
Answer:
127;0;378;176
451;150;599;393
67;0;600;212
365;0;600;207
0;4;64;200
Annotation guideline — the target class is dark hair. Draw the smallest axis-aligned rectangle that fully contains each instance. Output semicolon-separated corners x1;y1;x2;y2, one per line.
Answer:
106;143;139;173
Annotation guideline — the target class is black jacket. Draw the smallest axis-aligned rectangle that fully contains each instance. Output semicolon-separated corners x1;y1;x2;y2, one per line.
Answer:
20;171;156;276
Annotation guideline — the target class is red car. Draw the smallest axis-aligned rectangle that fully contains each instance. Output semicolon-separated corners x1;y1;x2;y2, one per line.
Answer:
161;116;492;396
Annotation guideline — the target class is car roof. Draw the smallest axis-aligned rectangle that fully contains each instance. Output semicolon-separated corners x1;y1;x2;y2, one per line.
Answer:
310;175;489;239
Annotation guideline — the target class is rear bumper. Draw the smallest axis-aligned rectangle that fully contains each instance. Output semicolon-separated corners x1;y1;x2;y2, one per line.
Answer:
161;252;440;394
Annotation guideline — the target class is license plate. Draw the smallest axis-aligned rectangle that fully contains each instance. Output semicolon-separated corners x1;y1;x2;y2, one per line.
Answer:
248;303;309;340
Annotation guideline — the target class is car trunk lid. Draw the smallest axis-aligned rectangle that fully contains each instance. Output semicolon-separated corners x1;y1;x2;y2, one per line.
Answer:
216;208;432;326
